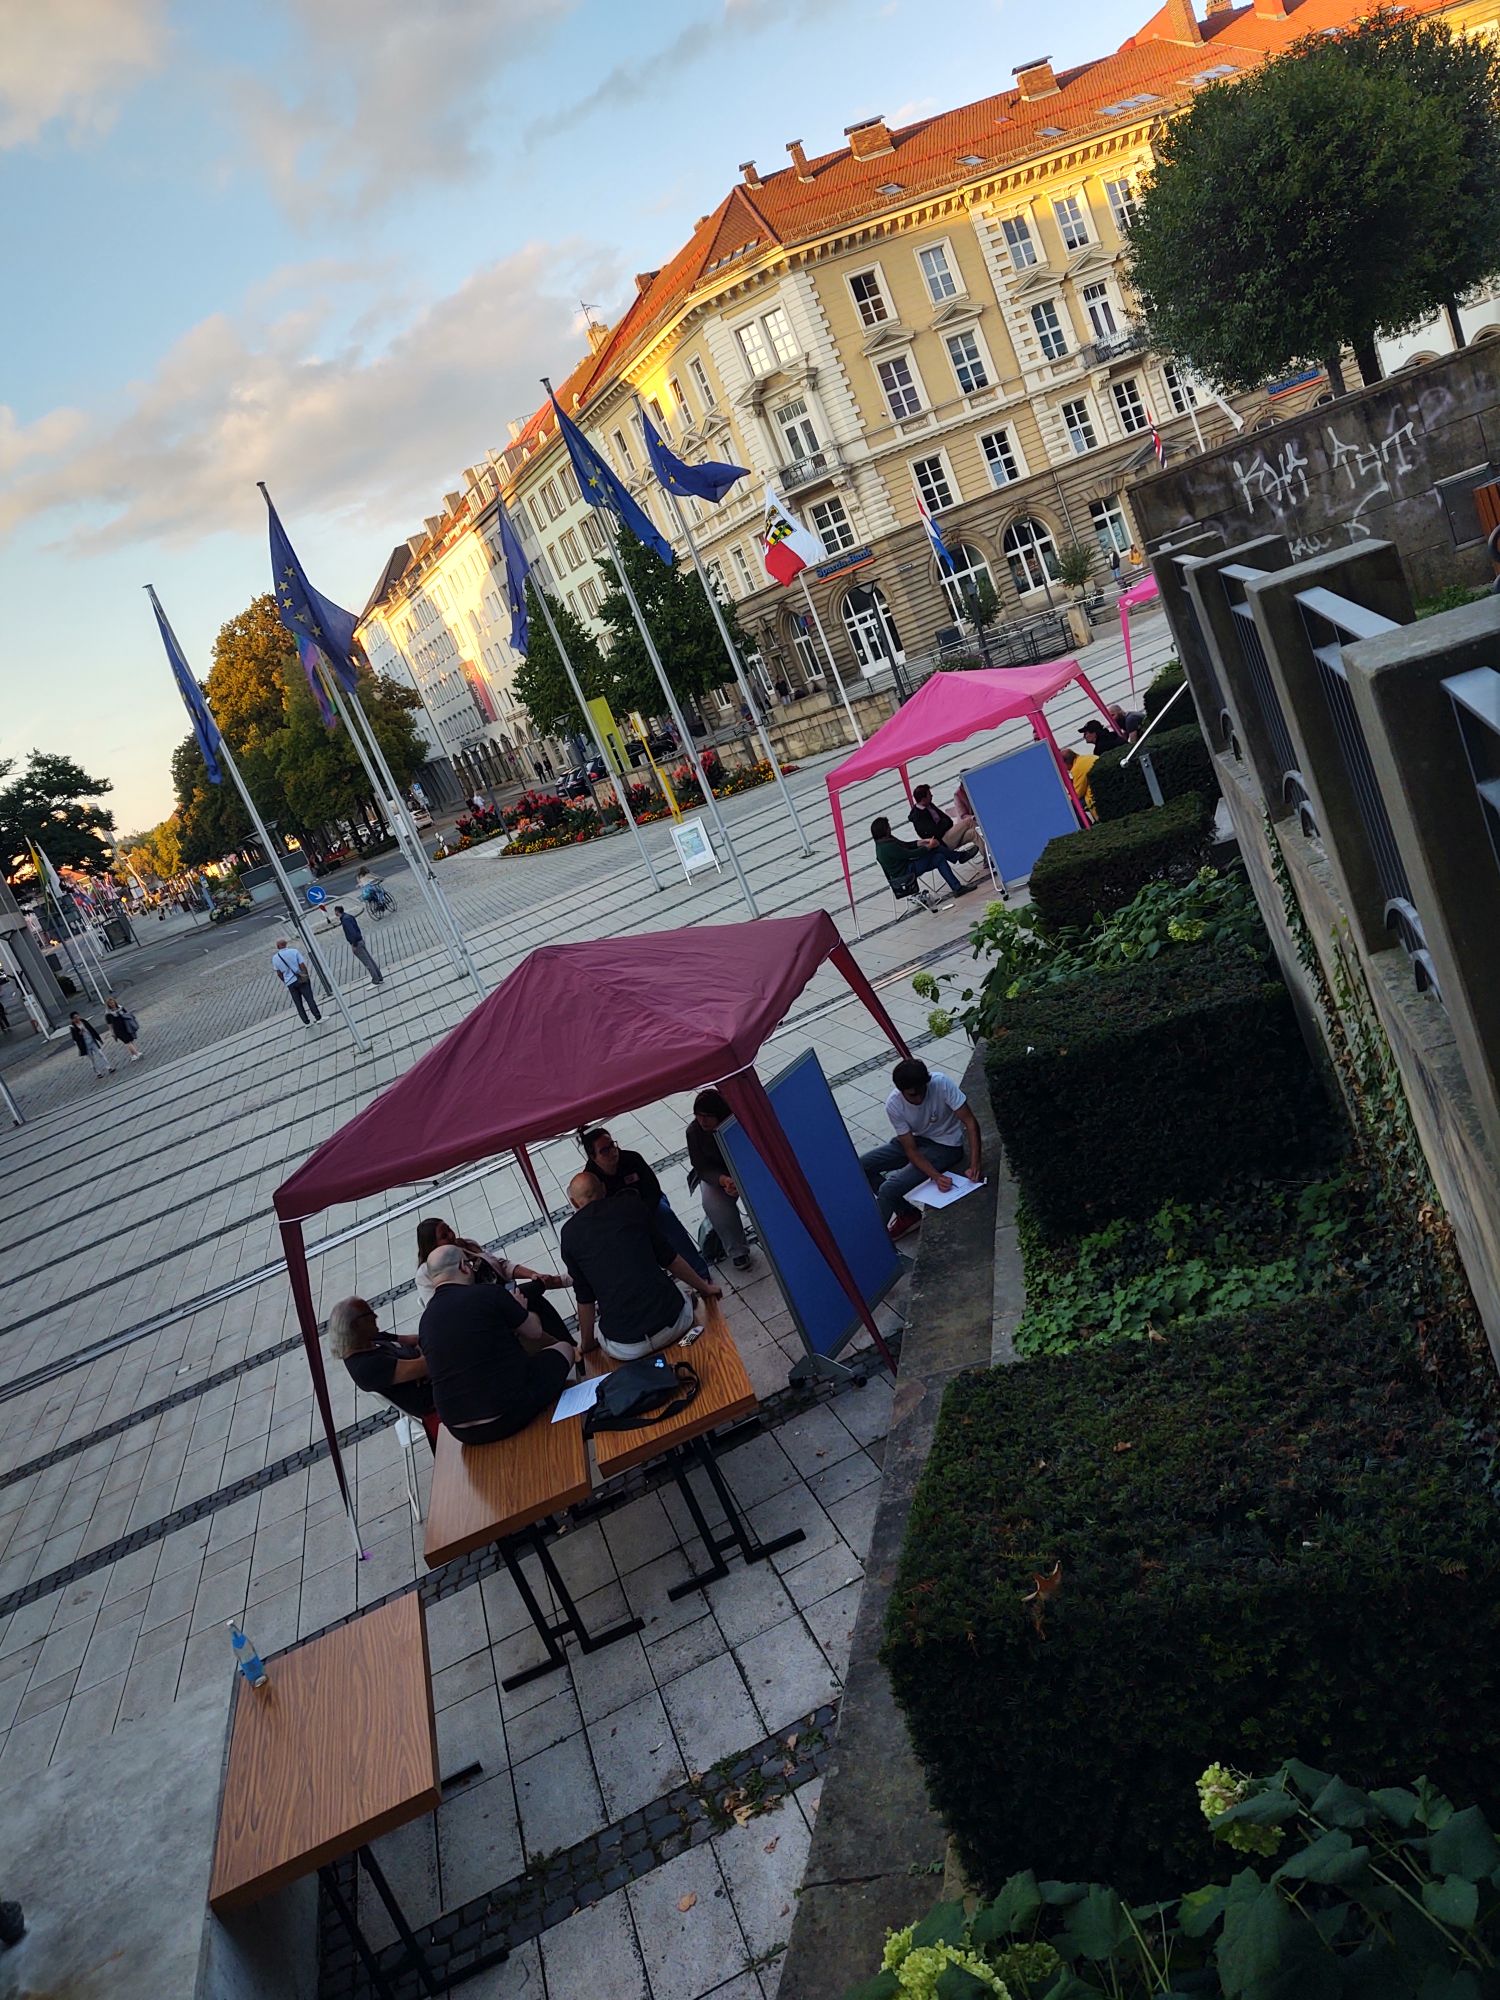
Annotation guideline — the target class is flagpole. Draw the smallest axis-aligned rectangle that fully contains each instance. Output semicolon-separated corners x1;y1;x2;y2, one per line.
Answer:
144;587;370;1054
528;580;664;892
41;878;108;1007
637;402;812;858
544;378;758;918
796;573;864;745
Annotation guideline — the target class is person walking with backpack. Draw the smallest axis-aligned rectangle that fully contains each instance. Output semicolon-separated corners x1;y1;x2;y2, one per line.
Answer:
103;994;143;1063
69;1010;114;1078
333;906;383;985
271;939;322;1024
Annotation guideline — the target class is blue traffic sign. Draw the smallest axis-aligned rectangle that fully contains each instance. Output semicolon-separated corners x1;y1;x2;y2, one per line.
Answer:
305;884;328;906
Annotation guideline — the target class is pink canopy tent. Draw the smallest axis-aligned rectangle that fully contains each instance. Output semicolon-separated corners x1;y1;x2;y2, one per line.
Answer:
272;912;910;1546
825;659;1118;920
1119;573;1161;692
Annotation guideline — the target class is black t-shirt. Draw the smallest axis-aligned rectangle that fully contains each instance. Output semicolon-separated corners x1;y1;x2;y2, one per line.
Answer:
590;1149;663;1210
686;1121;727;1184
560;1199;682;1347
909;801;953;841
343;1339;434;1419
418;1283;531;1431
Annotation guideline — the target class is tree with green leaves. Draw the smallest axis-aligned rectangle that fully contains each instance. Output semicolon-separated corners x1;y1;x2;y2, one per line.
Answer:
0;751;116;884
118;816;183;887
171;735;253;868
1128;15;1496;393
593;532;741;721
513;579;609;739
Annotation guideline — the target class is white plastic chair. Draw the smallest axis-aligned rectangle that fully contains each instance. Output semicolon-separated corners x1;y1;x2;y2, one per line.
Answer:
393;1416;424;1521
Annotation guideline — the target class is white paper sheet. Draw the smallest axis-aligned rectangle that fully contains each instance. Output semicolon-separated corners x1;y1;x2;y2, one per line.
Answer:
550;1375;604;1422
905;1173;985;1211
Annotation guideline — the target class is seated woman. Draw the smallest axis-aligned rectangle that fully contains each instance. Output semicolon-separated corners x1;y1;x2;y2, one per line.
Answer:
686;1090;752;1271
578;1127;712;1281
870;817;971;899
328;1297;437;1446
414;1217;572;1349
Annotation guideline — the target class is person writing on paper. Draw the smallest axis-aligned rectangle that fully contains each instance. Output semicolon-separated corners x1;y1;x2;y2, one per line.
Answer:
419;1243;577;1444
858;1058;983;1243
561;1172;722;1362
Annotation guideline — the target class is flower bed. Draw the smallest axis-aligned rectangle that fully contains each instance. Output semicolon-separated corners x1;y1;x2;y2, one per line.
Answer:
497;760;795;856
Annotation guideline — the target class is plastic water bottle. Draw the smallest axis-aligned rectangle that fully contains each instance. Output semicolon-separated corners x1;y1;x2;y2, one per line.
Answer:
227;1619;268;1690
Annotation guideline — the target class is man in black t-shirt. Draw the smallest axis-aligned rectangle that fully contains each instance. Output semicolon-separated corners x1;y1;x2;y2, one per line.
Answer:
907;783;978;855
330;1297;435;1424
561;1173;721;1362
419;1244;577;1445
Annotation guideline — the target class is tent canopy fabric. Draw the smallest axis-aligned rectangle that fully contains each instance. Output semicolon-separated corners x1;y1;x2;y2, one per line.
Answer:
825;659;1082;797
275;910;873;1224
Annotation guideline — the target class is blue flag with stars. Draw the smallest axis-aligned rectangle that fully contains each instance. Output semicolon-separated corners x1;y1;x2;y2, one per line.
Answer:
147;586;223;785
641;413;747;505
550;397;676;566
261;485;361;694
298;636;340;730
496;503;531;655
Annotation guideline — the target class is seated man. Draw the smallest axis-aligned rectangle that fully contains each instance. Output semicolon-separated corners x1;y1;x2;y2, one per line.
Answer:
908;782;977;856
561;1172;722;1362
329;1297;436;1442
859;1057;984;1241
419;1243;577;1444
870;817;971;900
1061;746;1097;818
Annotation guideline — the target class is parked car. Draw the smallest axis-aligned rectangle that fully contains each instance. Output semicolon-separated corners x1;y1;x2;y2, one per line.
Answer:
408;804;434;829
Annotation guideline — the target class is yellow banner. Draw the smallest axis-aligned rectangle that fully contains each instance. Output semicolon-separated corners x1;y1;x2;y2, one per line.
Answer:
586;697;629;777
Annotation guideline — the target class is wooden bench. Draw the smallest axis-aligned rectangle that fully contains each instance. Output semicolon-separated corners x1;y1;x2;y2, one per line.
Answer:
423;1405;640;1689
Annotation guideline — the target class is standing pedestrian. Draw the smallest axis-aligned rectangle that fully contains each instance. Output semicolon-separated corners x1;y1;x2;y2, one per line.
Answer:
69;1010;114;1078
271;938;322;1024
333;905;383;985
103;993;143;1062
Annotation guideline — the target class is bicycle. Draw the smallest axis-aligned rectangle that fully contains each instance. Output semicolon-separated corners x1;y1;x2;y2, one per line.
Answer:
359;884;396;918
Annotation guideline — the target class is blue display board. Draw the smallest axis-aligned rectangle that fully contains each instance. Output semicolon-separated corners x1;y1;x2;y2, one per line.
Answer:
962;738;1079;888
718;1049;900;1374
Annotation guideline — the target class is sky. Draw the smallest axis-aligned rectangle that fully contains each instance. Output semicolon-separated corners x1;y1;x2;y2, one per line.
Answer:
0;0;1149;836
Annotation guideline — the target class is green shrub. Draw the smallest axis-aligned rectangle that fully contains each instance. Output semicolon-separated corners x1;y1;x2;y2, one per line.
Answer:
1028;792;1212;935
882;1296;1500;1900
1143;655;1189;725
1090;724;1217;822
985;943;1316;1237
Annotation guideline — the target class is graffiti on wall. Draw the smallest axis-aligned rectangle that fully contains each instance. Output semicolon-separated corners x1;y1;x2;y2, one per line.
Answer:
1231;409;1421;559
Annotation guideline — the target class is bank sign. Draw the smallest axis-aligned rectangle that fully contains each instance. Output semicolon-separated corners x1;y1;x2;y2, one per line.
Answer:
814;544;874;583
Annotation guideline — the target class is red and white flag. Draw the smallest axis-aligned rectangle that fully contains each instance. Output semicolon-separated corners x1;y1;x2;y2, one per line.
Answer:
1148;413;1166;468
761;490;825;587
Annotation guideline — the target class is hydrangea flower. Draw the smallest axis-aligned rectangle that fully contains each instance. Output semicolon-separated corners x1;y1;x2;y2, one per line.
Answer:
1198;1762;1284;1856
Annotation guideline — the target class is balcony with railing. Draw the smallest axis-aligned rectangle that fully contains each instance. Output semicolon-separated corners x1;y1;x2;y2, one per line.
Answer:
779;445;844;494
1080;325;1147;370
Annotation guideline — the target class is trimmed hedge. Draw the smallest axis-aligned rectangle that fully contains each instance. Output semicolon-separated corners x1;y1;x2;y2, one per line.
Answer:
1144;655;1188;725
985;943;1315;1237
1028;791;1213;935
883;1295;1500;1900
1090;723;1218;822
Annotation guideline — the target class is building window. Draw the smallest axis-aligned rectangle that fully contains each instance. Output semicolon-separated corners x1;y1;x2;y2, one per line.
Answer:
737;319;774;375
978;427;1021;487
669;377;690;425
559;528;584;569
1112;377;1149;434
1089;496;1130;556
1060;397;1098;453
1002;215;1037;271
579;579;602;616
1104;178;1138;233
842;585;903;670
1031;301;1068;361
877;354;923;419
1163;361;1198;414
1003;516;1060;593
1053;194;1090;250
918;243;958;302
729;544;755;592
559;463;580;506
582;513;606;554
612;428;634;473
648;396;668;436
529;497;549;534
764;306;798;365
940;542;996;621
849;269;890;327
945;330;989;393
789;612;822;679
688;356;717;408
911;453;956;512
1081;282;1117;339
810;496;856;553
774;398;819;462
542;477;563;520
706;558;729;601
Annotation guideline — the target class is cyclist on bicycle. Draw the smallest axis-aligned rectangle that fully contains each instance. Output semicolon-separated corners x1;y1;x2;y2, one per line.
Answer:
357;866;388;912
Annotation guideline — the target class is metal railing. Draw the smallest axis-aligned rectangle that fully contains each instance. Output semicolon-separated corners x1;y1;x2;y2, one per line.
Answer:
779;447;843;494
1297;586;1440;998
1222;565;1317;833
1080;326;1147;369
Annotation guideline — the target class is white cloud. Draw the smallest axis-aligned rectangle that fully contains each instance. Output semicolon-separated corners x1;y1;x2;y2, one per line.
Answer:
0;0;166;148
0;241;621;551
239;0;573;217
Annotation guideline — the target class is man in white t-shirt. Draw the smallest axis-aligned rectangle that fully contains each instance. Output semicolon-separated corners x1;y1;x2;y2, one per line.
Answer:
859;1058;982;1240
271;939;322;1025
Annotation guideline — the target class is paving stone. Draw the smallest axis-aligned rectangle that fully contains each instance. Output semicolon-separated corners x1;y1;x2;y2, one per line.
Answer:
661;1652;763;1777
627;1842;748;2000
541;1885;649;2000
514;1730;604;1861
735;1617;840;1737
589;1689;684;1821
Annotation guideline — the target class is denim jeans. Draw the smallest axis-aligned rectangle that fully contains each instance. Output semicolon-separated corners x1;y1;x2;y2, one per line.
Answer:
858;1136;966;1222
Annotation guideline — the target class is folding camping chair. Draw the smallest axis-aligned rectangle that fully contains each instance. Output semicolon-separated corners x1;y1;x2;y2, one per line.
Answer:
890;866;943;918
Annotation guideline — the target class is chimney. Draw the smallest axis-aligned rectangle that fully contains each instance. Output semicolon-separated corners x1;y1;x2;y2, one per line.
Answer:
1159;0;1202;39
586;320;609;352
844;115;894;159
1013;57;1059;100
786;139;814;182
634;269;659;294
1205;0;1233;12
1254;0;1290;14
740;159;761;187
507;419;522;443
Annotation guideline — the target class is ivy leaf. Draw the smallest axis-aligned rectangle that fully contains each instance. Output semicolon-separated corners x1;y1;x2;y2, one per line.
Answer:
1217;1873;1316;2000
1061;1886;1132;1962
1177;1884;1228;1939
1415;1778;1456;1830
1422;1875;1479;1931
934;1966;998;1999
1038;1880;1091;1908
1280;1759;1334;1800
1211;1788;1299;1831
842;1975;900;2000
911;1902;968;1949
1308;1777;1375;1829
972;1871;1040;1941
1428;1807;1500;1883
1368;1787;1420;1829
1274;1829;1369;1887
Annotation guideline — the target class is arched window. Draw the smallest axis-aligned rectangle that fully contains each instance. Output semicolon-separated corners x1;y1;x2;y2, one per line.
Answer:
1002;517;1059;595
842;585;905;671
938;543;995;621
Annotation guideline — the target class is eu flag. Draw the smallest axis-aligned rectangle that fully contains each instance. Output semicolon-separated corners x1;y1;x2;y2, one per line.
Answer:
298;636;339;730
550;398;676;566
260;484;361;694
641;413;747;505
496;503;530;655
147;586;223;785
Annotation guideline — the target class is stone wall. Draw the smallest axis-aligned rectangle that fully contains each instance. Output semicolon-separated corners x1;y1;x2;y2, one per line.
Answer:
1128;345;1500;601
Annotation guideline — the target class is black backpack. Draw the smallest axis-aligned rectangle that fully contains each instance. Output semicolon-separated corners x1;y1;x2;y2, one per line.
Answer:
583;1357;700;1435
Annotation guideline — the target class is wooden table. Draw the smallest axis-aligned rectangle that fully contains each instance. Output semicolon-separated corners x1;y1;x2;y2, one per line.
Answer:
209;1596;503;1998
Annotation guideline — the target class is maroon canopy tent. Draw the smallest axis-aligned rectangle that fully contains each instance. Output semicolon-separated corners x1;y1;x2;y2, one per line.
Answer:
273;912;910;1546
